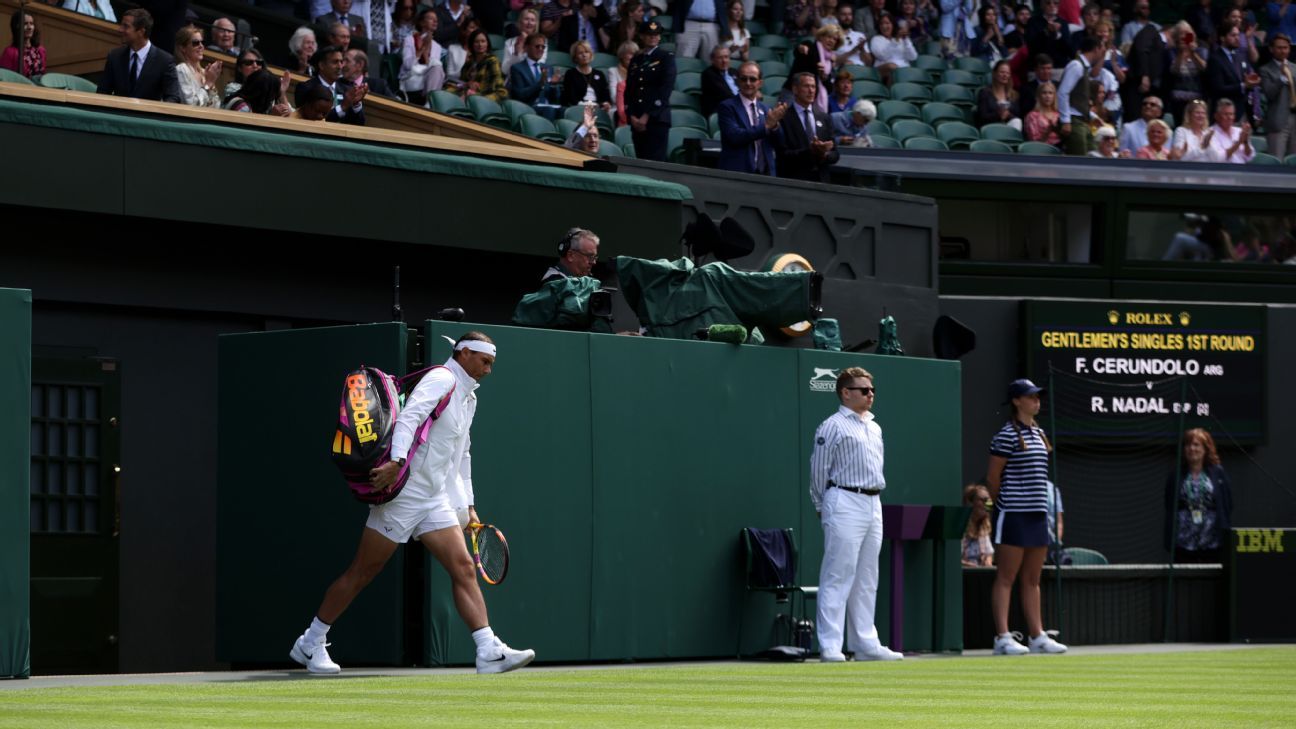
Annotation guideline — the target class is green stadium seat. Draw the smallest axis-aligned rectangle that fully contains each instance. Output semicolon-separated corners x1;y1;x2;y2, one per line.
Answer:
763;76;788;98
561;105;613;136
877;99;921;123
1286;154;1296;166
671;108;709;132
487;33;505;52
969;139;1015;154
675;71;702;93
37;72;96;92
869;134;901;148
708;112;720;136
614;124;634;149
936;121;980;149
890;82;932;103
761;60;790;77
655;15;673;31
913;55;946;72
1063;547;1108;565
842;64;880;82
892;67;933;87
955;56;991;75
670;89;701;110
904;136;948;151
1250;152;1281;164
980;123;1024;147
1251;137;1268;153
1018;141;1062;155
934;83;976;108
592;52;617;69
923;101;966;127
467;95;510;128
0;68;34;85
502;99;535;129
746;19;767;35
922;40;943;56
668;126;709;163
546;51;572;68
623;141;636;157
555;118;579;139
676;57;707;74
597;140;623;157
853;80;890;101
865;120;892;137
518;113;563;142
941;68;983;88
890;119;937;142
746;46;777;62
429;90;474;118
757;34;791;50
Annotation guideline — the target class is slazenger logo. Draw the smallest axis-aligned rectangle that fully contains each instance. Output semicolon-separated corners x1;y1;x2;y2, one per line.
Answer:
809;367;838;392
347;374;379;444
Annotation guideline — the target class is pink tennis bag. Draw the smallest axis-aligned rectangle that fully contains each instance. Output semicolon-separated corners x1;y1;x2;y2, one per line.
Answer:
329;365;453;504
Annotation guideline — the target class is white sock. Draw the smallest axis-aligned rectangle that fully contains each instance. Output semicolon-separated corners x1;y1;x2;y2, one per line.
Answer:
305;617;331;644
997;632;1013;641
471;626;497;652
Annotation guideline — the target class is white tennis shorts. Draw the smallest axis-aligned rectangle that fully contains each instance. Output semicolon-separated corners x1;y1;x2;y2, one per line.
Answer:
365;489;469;544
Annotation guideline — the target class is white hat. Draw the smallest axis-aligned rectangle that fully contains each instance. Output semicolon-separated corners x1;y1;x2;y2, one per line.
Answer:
1095;125;1117;140
851;99;877;121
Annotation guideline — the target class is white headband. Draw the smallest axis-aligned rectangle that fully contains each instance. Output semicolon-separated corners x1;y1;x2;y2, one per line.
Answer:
454;340;497;357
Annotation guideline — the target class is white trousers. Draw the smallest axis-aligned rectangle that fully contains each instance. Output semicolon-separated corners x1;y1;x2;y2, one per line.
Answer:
816;487;883;656
675;21;720;60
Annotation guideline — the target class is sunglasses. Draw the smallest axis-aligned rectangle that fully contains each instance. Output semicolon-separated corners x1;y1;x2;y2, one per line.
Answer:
738;75;761;82
190;39;205;47
845;386;875;395
239;58;266;66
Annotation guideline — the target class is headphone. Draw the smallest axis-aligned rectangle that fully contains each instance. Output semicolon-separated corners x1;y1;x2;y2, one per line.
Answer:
558;227;584;256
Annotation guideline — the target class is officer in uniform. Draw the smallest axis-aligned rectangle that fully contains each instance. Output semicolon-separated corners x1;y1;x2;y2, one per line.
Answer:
626;19;676;162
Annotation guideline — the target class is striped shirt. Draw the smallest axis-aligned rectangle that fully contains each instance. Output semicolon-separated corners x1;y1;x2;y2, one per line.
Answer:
809;405;885;511
989;421;1050;512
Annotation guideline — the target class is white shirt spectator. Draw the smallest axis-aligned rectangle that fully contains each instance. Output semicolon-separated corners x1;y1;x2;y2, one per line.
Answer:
809;405;886;513
1056;55;1092;122
868;35;916;68
1172;126;1214;162
837;28;869;66
1120;118;1149;154
63;0;116;22
1207;123;1255;164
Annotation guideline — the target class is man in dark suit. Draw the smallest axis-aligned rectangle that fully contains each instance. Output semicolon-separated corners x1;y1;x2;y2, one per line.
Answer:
506;33;559;105
314;0;366;44
294;45;368;124
1121;22;1167;122
1206;22;1260;124
717;62;785;175
700;45;738;118
1025;0;1071;68
344;49;395;99
1261;33;1296;158
776;72;838;183
626;20;675;162
97;8;182;103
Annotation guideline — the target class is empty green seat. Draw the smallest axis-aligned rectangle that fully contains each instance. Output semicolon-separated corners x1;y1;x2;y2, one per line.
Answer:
597;139;623;157
676;57;707;74
614;124;633;149
922;40;943;56
890;81;932;103
934;83;975;107
1018;141;1062;155
923;101;966;127
668;126;709;163
38;72;96;92
763;76;788;98
869;134;901;148
502;99;535;129
675;71;702;93
890;119;937;142
0;68;34;85
546;51;572;68
865;120;891;137
969;139;1015;154
670;89;701;110
519;113;563;142
1250;152;1281;164
757;34;791;50
842;64;880;82
904;136;949;151
956;56;990;75
760;60;790;77
980;122;1023;146
468;95;510;128
429;90;474;118
746;46;777;62
853;80;890;101
878;99;921;123
708;111;721;135
942;68;983;88
936;121;979;148
913;55;946;72
892;67;933;87
1286;154;1296;166
592;52;617;69
555;118;579;138
1251;137;1268;153
1063;547;1109;565
671;108;709;132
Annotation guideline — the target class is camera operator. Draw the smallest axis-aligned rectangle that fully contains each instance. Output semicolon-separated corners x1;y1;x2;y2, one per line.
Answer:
543;228;601;282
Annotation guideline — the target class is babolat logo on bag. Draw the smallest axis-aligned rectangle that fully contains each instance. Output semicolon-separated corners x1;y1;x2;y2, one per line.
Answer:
330;365;453;505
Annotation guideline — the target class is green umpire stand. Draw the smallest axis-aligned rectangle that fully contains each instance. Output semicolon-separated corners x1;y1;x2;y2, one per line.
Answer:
0;288;32;678
216;322;963;667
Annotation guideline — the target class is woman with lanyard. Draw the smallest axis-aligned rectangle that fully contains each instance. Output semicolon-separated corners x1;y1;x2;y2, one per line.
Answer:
1165;428;1233;564
985;379;1067;656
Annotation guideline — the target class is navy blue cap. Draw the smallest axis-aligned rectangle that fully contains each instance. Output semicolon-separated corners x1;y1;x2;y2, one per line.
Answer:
638;20;663;35
1006;378;1044;401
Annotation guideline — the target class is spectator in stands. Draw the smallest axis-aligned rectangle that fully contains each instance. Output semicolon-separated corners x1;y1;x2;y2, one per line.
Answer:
610;40;638;125
1119;0;1156;49
827;68;855;113
1206;22;1261;126
1164;21;1207;124
345;48;396;98
1019;55;1054;117
453;30;508;101
717;61;785;174
63;0;116;24
564;103;603;152
1223;8;1261;68
720;0;751;63
289;27;319;76
785;39;827;109
503;8;543;74
626;19;674;161
896;0;931;51
1003;4;1032;50
812;24;843;86
294;82;336;120
1185;0;1216;46
294;45;368;124
783;0;820;40
976;60;1021;129
1088;124;1127;157
1231;227;1272;262
700;45;739;117
1165;428;1233;564
223;68;293;116
1162;214;1212;259
777;72;839;182
315;0;367;47
1120;15;1168;123
1057;36;1104;154
2;12;44;79
543;0;607;55
854;0;884;38
97;9;182;103
224;48;265;102
829;97;875;146
445;17;483;85
971;5;1007;64
471;0;510;37
674;0;723;61
1119;94;1161;154
207;18;239;56
174;25;223;108
961;483;993;568
400;9;445;105
1026;0;1070;67
1066;2;1099;55
602;1;644;60
325;22;353;53
1135;118;1172;159
834;4;871;67
938;0;975;59
1171;98;1215;161
870;14;917;86
562;40;611;108
1024;82;1062;146
390;0;419;55
1271;1;1296;42
436;0;475;48
1094;21;1125;121
1207;97;1255;163
1261;34;1296;159
1088;80;1116;133
506;33;558;105
543;227;600;281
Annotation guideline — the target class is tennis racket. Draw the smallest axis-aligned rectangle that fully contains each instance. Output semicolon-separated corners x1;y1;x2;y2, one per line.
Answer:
467;522;510;585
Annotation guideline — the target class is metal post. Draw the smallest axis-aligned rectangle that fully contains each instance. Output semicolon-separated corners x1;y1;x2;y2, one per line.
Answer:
1048;367;1062;631
1164;377;1188;642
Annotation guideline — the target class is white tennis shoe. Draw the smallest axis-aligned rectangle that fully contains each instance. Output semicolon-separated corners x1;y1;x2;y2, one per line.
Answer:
476;640;535;674
993;632;1029;655
290;634;341;674
819;652;847;663
1029;633;1068;654
856;646;904;661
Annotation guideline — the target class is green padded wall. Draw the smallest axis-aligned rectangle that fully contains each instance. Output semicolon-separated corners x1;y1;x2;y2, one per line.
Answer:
216;323;407;665
0;288;31;678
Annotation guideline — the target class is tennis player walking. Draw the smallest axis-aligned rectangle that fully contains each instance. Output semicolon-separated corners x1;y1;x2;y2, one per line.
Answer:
809;367;903;662
289;331;535;674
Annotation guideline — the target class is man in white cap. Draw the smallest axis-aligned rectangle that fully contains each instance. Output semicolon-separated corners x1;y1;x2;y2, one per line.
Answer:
290;331;535;675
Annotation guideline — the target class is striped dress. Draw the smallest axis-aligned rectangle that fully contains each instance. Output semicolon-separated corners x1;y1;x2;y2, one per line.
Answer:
989;421;1050;513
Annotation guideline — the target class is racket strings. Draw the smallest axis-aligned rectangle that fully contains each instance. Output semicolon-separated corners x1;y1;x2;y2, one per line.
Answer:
476;528;509;584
